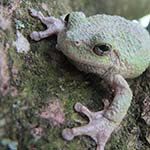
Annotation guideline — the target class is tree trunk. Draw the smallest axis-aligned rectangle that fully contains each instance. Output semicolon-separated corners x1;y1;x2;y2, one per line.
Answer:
0;1;150;150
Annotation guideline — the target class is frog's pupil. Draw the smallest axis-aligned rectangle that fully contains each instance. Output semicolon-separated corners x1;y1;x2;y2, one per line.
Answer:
98;45;109;51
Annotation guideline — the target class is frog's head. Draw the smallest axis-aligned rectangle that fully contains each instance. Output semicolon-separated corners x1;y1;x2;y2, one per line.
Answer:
57;12;119;77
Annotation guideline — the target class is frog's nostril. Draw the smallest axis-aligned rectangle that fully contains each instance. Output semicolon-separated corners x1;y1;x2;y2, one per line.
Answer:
74;41;82;46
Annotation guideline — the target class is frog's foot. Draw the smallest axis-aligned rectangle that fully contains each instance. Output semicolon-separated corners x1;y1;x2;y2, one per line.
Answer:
29;8;65;41
62;75;133;150
62;102;115;150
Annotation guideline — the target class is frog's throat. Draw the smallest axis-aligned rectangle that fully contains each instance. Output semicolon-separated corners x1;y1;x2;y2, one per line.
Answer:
61;50;116;79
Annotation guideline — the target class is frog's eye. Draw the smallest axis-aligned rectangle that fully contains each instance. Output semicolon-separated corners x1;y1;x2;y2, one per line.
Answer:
64;14;70;24
93;44;112;56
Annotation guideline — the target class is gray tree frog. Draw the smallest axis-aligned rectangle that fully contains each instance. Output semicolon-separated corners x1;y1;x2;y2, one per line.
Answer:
29;8;150;150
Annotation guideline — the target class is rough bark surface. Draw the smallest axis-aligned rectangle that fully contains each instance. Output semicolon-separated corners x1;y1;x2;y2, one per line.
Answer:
0;1;150;150
71;0;150;19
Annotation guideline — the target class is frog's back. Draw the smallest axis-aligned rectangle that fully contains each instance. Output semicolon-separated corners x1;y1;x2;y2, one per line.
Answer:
87;14;150;78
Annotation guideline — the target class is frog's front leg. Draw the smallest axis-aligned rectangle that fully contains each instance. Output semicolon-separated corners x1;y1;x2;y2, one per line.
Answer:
29;8;65;41
62;74;132;150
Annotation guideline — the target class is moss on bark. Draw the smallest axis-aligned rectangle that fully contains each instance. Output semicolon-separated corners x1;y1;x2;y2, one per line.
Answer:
0;1;150;150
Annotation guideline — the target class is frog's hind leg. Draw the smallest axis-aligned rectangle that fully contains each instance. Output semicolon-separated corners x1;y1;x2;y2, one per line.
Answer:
62;75;133;150
62;102;111;150
29;8;65;41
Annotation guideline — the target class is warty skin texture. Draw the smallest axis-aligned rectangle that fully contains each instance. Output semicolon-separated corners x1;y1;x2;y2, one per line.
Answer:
57;12;150;79
29;9;150;150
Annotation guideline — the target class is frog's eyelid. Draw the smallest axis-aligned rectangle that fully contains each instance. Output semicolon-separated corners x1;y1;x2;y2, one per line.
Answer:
92;43;112;56
93;43;112;50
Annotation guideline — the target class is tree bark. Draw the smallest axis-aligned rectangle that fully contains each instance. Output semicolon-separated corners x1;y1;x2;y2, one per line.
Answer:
0;1;150;150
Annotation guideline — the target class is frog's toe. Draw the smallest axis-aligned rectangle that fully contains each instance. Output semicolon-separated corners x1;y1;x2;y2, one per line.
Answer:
28;8;38;17
62;128;74;141
30;31;41;41
74;102;83;112
102;99;110;110
74;102;93;121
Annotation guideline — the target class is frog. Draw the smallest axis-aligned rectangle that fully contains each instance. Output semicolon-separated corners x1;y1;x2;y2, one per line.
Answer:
29;8;150;150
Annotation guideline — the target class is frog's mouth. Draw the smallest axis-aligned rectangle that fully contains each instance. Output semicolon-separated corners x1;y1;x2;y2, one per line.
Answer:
61;49;106;68
62;50;113;78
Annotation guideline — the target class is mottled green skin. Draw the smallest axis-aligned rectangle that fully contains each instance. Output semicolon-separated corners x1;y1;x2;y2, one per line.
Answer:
57;12;150;79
